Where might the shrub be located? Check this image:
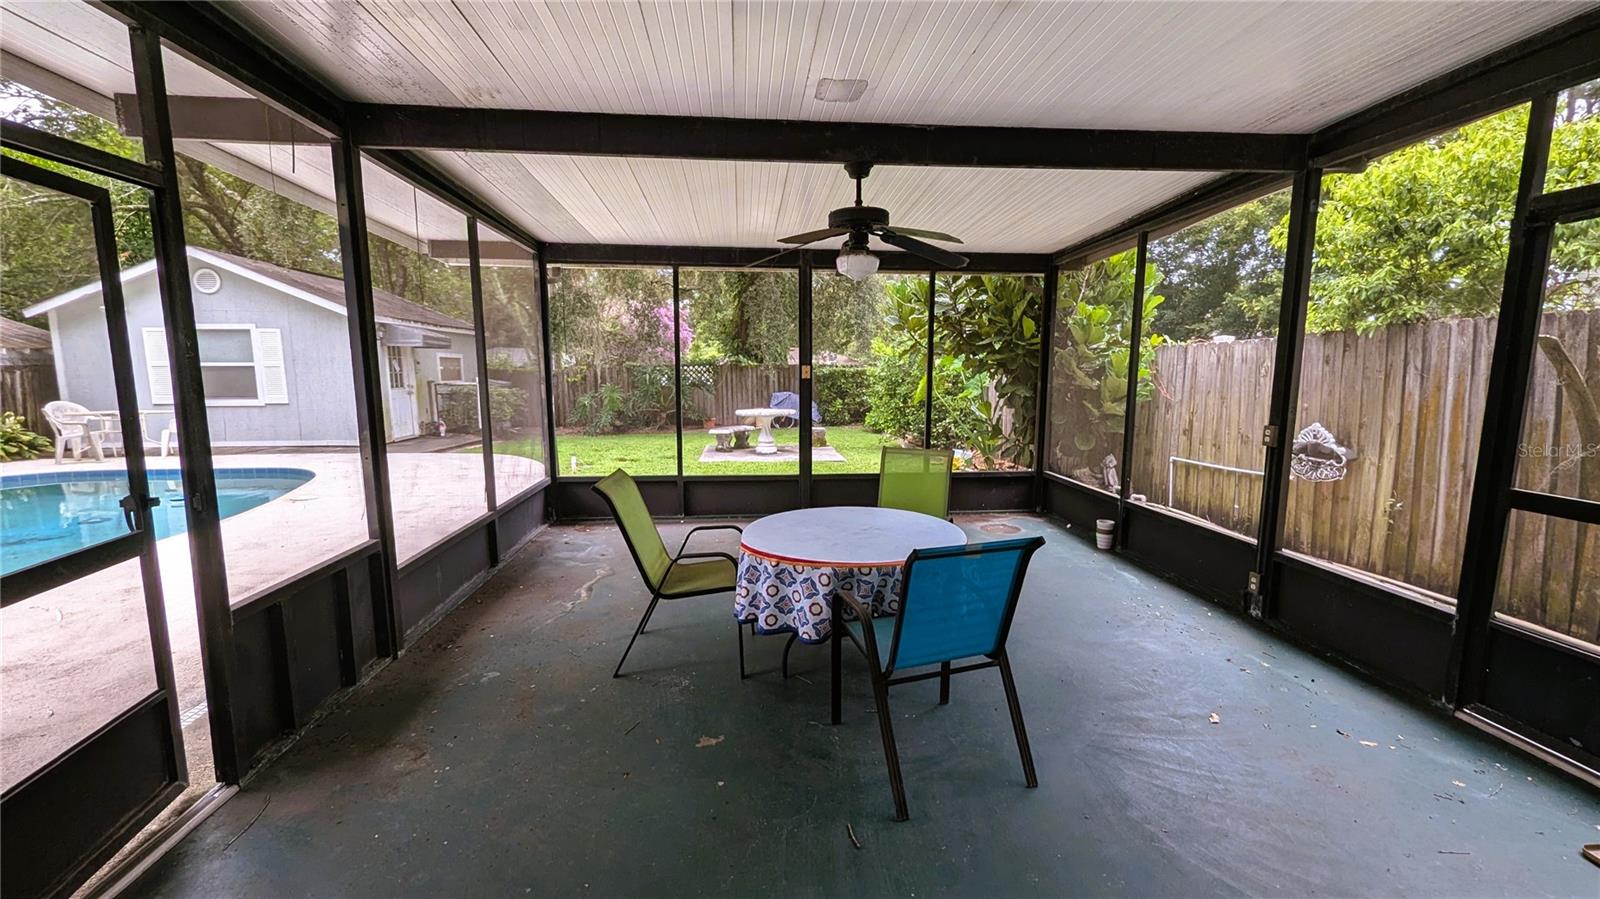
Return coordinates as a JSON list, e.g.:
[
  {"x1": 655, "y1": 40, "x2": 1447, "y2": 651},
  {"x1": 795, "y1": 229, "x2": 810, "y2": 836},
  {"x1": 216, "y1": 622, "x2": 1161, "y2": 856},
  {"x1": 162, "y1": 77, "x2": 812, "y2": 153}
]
[
  {"x1": 0, "y1": 411, "x2": 53, "y2": 461},
  {"x1": 569, "y1": 364, "x2": 679, "y2": 434},
  {"x1": 864, "y1": 343, "x2": 989, "y2": 450},
  {"x1": 571, "y1": 383, "x2": 626, "y2": 434},
  {"x1": 436, "y1": 385, "x2": 482, "y2": 433},
  {"x1": 864, "y1": 340, "x2": 923, "y2": 440},
  {"x1": 813, "y1": 365, "x2": 871, "y2": 425},
  {"x1": 489, "y1": 385, "x2": 528, "y2": 435}
]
